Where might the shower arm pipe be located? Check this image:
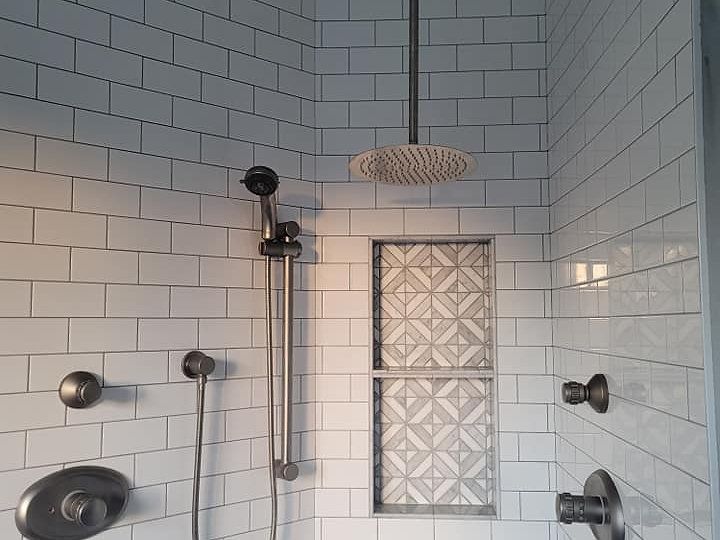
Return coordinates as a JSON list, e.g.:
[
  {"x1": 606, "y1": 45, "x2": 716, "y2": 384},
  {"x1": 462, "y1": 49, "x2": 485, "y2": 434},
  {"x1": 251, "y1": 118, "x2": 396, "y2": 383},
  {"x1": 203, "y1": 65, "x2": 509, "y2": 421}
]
[
  {"x1": 259, "y1": 193, "x2": 278, "y2": 241},
  {"x1": 409, "y1": 0, "x2": 419, "y2": 144}
]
